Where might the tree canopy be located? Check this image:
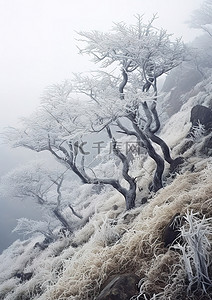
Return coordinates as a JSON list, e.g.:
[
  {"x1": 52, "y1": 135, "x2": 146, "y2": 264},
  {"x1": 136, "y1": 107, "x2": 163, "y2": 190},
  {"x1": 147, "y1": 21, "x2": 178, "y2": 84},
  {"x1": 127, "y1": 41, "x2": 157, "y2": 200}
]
[{"x1": 3, "y1": 15, "x2": 187, "y2": 211}]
